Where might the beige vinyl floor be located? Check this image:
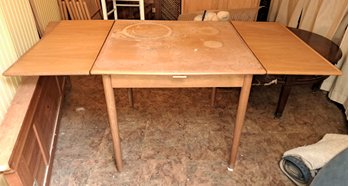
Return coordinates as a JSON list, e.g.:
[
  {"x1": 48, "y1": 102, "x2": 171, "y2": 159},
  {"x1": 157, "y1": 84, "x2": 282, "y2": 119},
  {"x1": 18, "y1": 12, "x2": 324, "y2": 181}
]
[{"x1": 50, "y1": 76, "x2": 347, "y2": 185}]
